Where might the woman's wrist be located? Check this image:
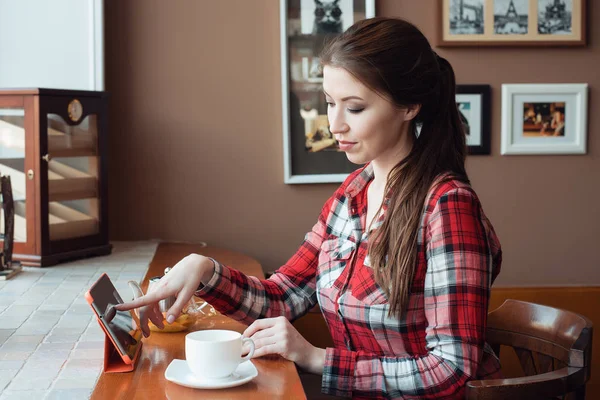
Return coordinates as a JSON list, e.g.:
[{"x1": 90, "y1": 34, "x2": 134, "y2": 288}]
[
  {"x1": 189, "y1": 254, "x2": 216, "y2": 287},
  {"x1": 301, "y1": 346, "x2": 326, "y2": 375}
]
